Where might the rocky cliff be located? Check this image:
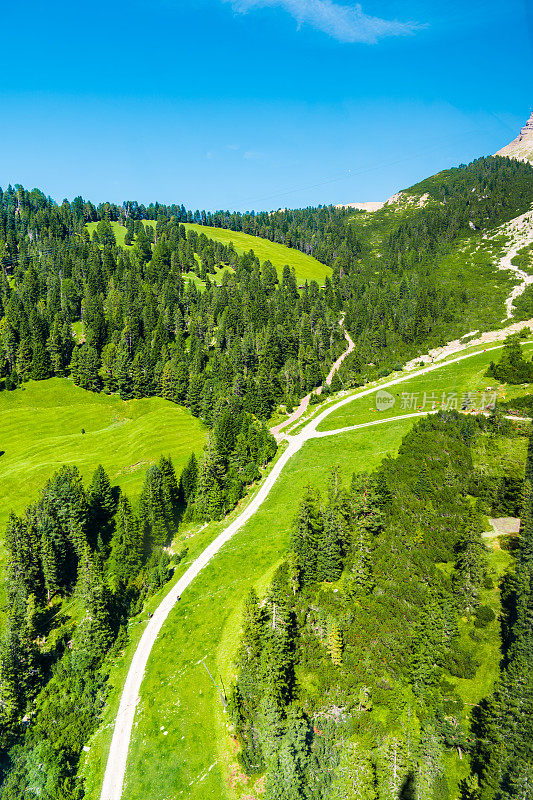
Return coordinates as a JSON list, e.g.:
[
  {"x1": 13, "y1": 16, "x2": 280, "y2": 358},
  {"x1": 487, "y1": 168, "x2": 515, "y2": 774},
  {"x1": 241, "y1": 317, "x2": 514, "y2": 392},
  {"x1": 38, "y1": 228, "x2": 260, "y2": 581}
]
[{"x1": 496, "y1": 110, "x2": 533, "y2": 163}]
